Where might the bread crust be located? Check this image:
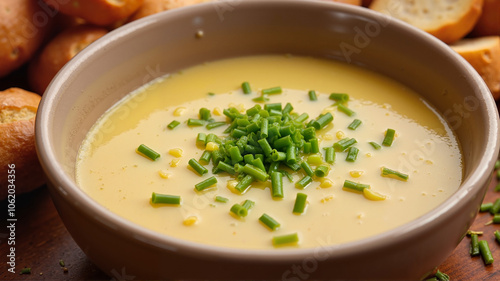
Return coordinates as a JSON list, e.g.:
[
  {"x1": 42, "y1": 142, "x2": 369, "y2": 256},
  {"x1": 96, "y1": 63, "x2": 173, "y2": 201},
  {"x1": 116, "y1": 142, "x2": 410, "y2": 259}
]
[
  {"x1": 0, "y1": 0, "x2": 53, "y2": 78},
  {"x1": 43, "y1": 0, "x2": 144, "y2": 26},
  {"x1": 0, "y1": 88, "x2": 44, "y2": 201},
  {"x1": 451, "y1": 36, "x2": 500, "y2": 99},
  {"x1": 471, "y1": 0, "x2": 500, "y2": 36},
  {"x1": 369, "y1": 0, "x2": 484, "y2": 43},
  {"x1": 28, "y1": 25, "x2": 108, "y2": 95},
  {"x1": 128, "y1": 0, "x2": 211, "y2": 21}
]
